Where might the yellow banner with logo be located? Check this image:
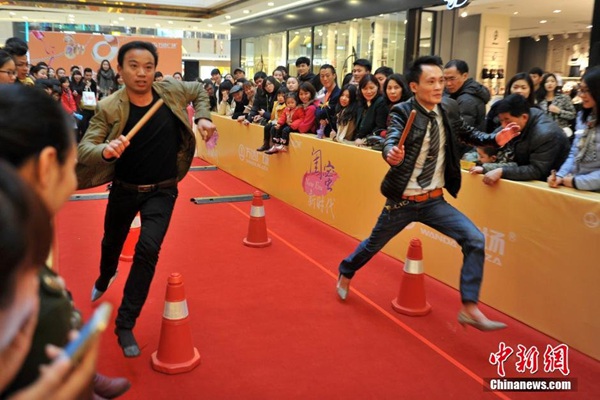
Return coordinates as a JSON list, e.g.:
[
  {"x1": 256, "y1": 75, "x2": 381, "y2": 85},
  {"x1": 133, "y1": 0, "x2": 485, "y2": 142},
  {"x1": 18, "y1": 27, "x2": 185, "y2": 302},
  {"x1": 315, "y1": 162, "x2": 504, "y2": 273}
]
[{"x1": 200, "y1": 115, "x2": 600, "y2": 360}]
